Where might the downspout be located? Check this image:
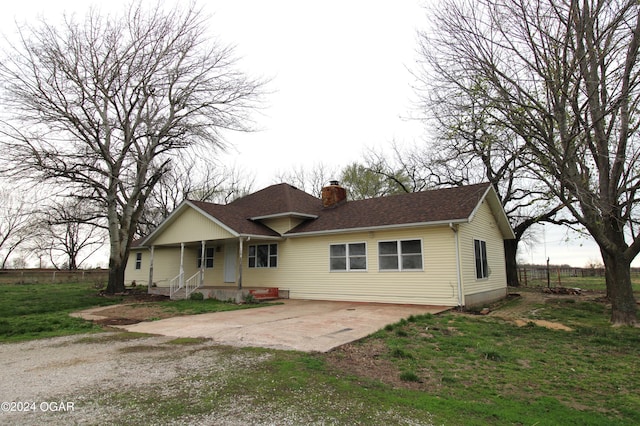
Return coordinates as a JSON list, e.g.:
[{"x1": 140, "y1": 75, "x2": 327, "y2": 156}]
[{"x1": 450, "y1": 223, "x2": 464, "y2": 308}]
